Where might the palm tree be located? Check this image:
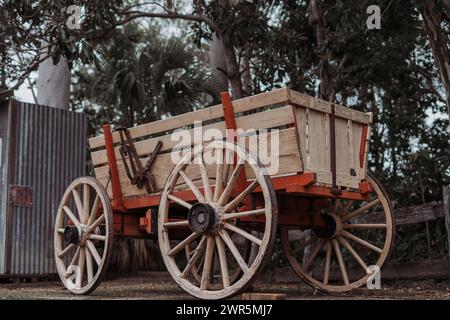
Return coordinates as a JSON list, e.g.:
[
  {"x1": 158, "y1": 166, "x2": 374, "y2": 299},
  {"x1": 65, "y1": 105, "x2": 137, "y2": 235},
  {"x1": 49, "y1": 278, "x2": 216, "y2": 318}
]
[{"x1": 75, "y1": 23, "x2": 218, "y2": 130}]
